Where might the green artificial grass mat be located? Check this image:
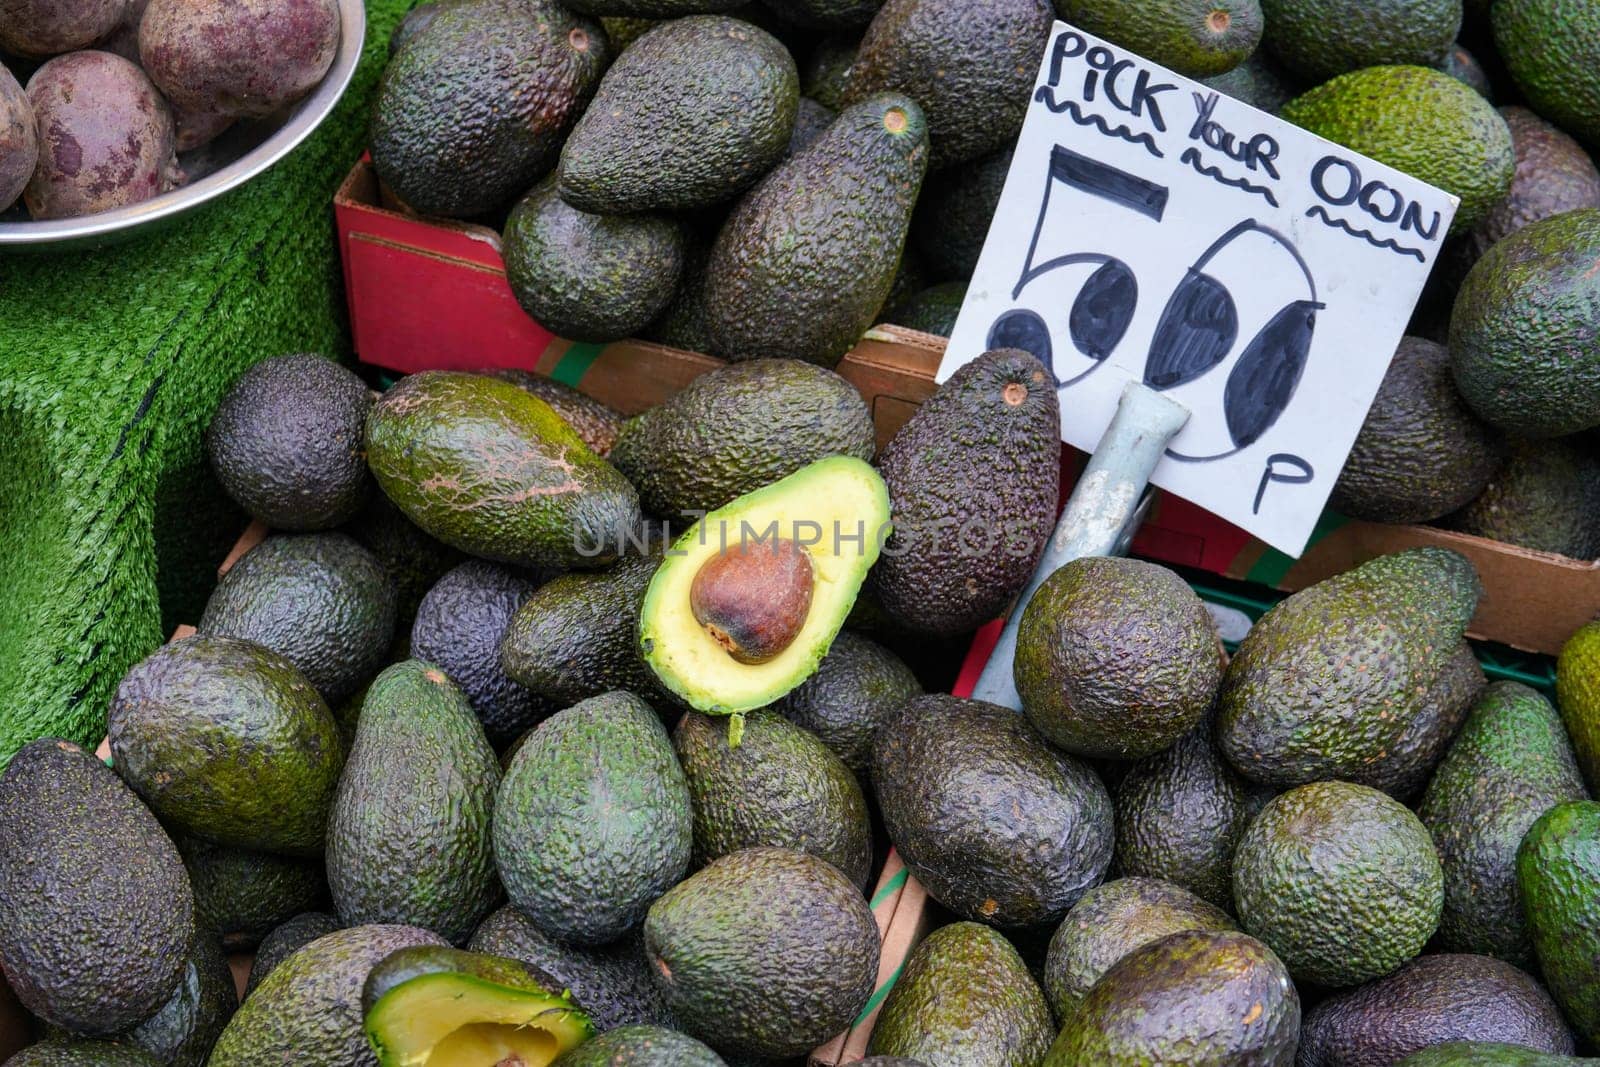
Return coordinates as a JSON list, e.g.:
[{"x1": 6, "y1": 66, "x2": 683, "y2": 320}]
[{"x1": 0, "y1": 0, "x2": 414, "y2": 768}]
